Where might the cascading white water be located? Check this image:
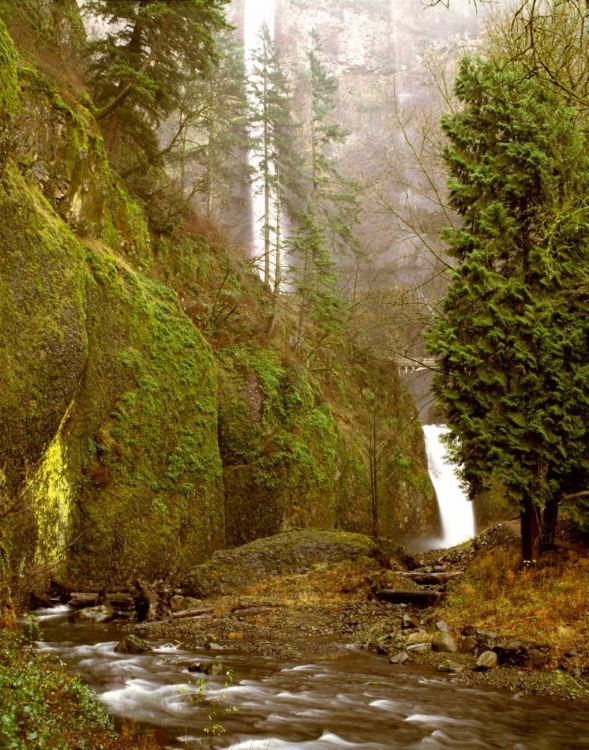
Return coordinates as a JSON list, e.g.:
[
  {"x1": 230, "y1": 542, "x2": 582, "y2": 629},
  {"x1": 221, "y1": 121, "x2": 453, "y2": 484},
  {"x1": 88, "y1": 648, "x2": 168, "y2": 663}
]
[
  {"x1": 243, "y1": 0, "x2": 277, "y2": 273},
  {"x1": 423, "y1": 424, "x2": 475, "y2": 548}
]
